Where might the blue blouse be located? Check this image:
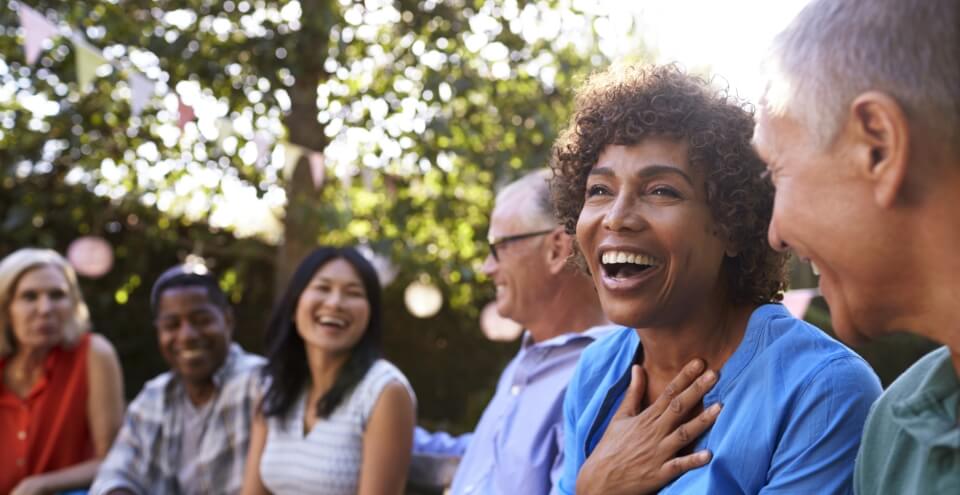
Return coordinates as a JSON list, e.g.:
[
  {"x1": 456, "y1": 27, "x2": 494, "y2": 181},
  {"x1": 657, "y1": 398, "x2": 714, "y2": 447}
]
[{"x1": 558, "y1": 304, "x2": 881, "y2": 495}]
